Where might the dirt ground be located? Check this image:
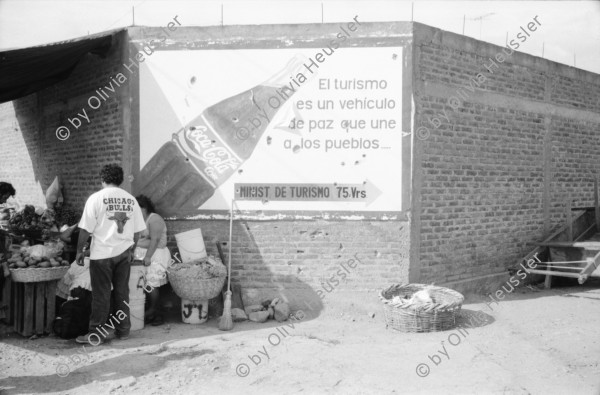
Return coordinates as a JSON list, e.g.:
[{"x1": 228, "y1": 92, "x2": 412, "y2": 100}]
[{"x1": 1, "y1": 279, "x2": 599, "y2": 395}]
